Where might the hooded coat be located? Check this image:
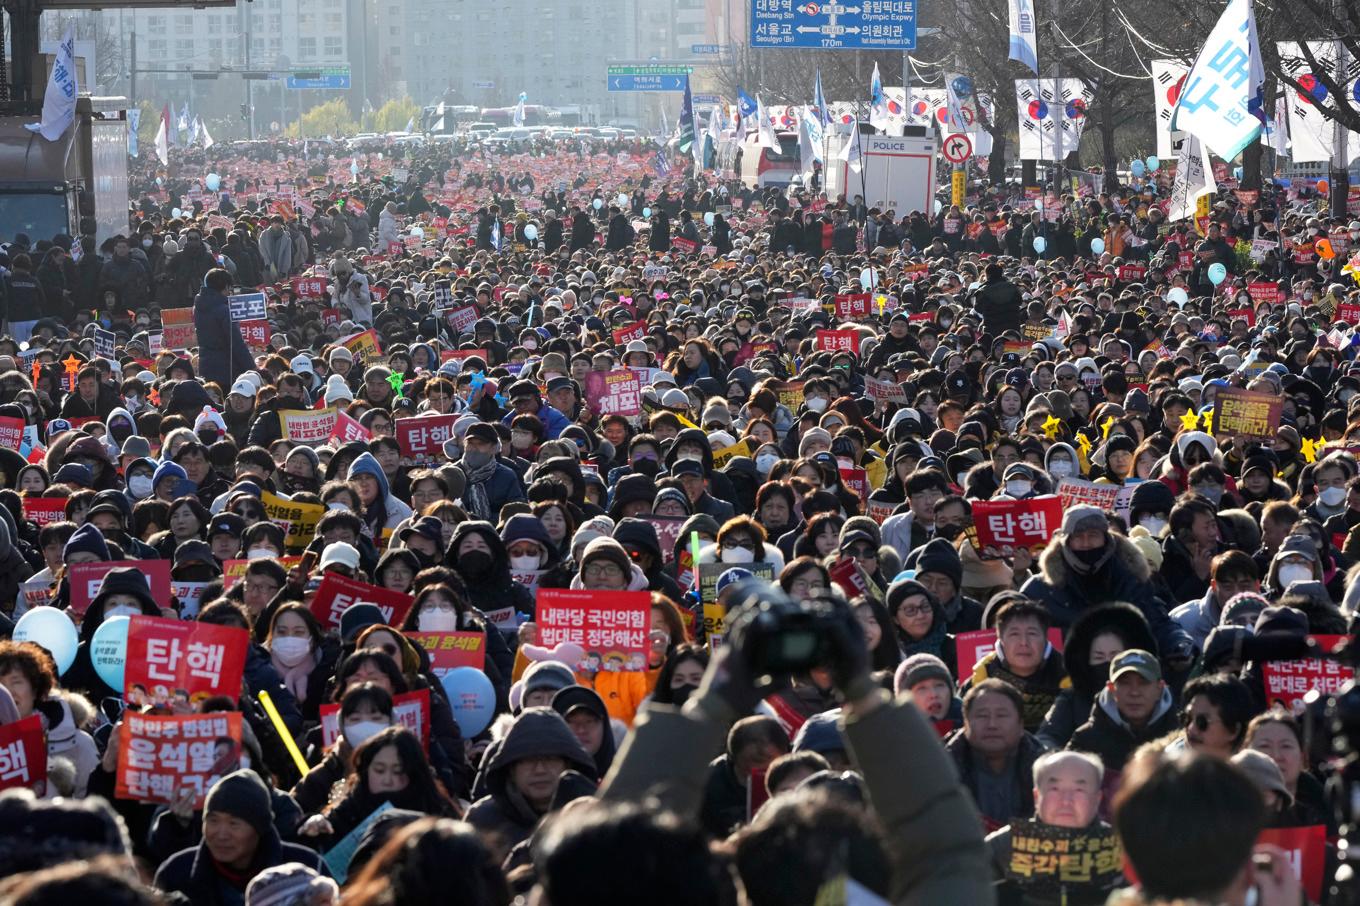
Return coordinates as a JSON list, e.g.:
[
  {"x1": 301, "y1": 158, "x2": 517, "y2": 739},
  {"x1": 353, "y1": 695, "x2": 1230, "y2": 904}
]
[
  {"x1": 1020, "y1": 533, "x2": 1192, "y2": 659},
  {"x1": 347, "y1": 451, "x2": 413, "y2": 535},
  {"x1": 1068, "y1": 684, "x2": 1178, "y2": 773},
  {"x1": 1037, "y1": 603, "x2": 1157, "y2": 750},
  {"x1": 0, "y1": 516, "x2": 34, "y2": 619},
  {"x1": 446, "y1": 520, "x2": 535, "y2": 621},
  {"x1": 193, "y1": 282, "x2": 254, "y2": 392},
  {"x1": 465, "y1": 708, "x2": 596, "y2": 856},
  {"x1": 611, "y1": 518, "x2": 685, "y2": 601},
  {"x1": 153, "y1": 809, "x2": 327, "y2": 906},
  {"x1": 661, "y1": 428, "x2": 737, "y2": 521}
]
